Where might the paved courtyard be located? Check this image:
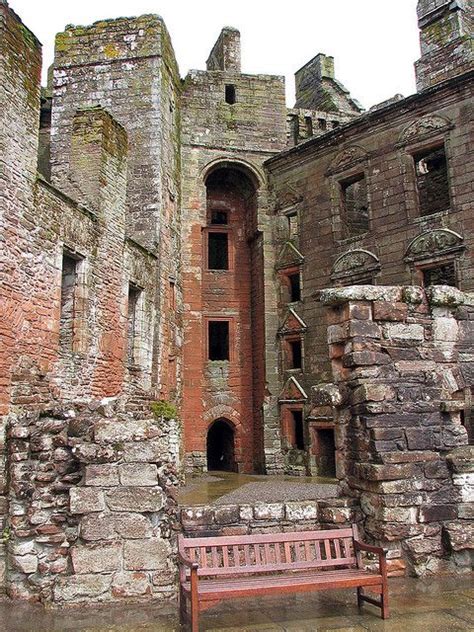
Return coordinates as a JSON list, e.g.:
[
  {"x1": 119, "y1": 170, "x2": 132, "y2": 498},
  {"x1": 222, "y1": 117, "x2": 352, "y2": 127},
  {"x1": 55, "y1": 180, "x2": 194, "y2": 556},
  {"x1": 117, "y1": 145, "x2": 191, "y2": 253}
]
[{"x1": 0, "y1": 575, "x2": 472, "y2": 631}]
